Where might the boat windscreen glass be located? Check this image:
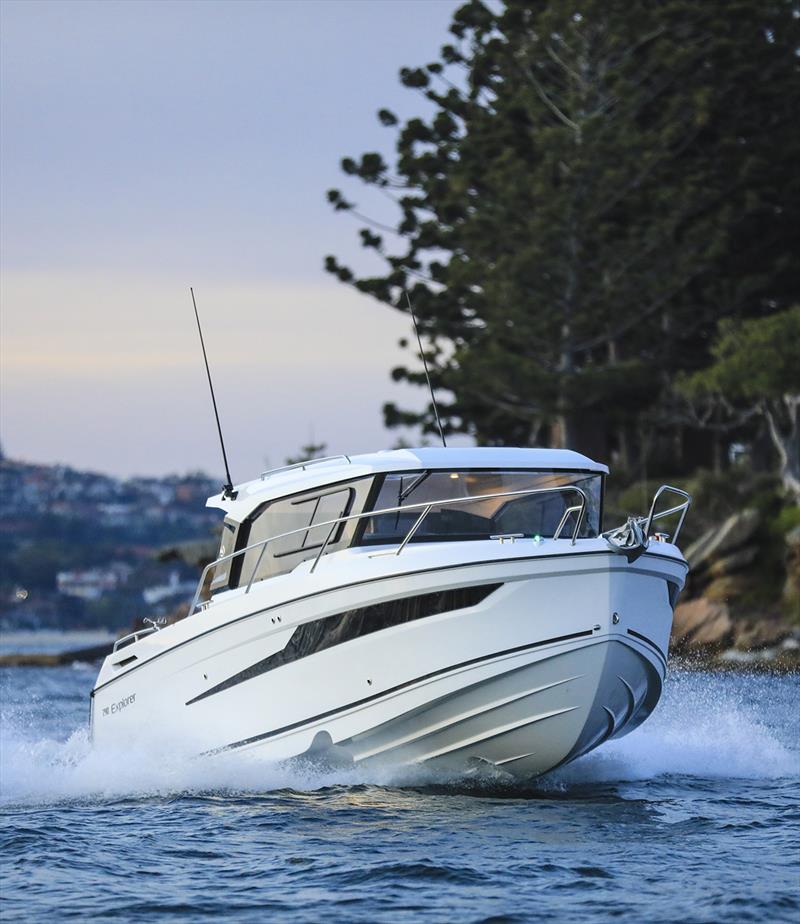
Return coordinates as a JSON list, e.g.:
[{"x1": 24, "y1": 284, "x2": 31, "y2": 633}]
[{"x1": 359, "y1": 470, "x2": 602, "y2": 545}]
